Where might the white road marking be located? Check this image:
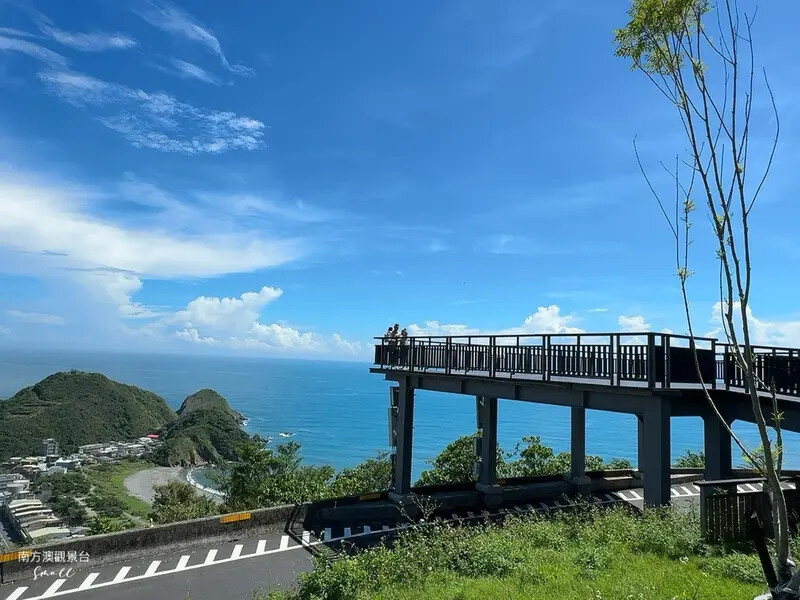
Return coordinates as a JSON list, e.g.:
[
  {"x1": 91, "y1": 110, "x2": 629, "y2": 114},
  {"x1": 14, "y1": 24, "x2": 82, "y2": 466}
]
[
  {"x1": 41, "y1": 580, "x2": 67, "y2": 598},
  {"x1": 343, "y1": 527, "x2": 352, "y2": 538},
  {"x1": 788, "y1": 482, "x2": 796, "y2": 490},
  {"x1": 745, "y1": 483, "x2": 760, "y2": 493},
  {"x1": 112, "y1": 567, "x2": 131, "y2": 583},
  {"x1": 203, "y1": 550, "x2": 217, "y2": 565},
  {"x1": 302, "y1": 531, "x2": 311, "y2": 545},
  {"x1": 629, "y1": 490, "x2": 643, "y2": 500},
  {"x1": 324, "y1": 527, "x2": 332, "y2": 541},
  {"x1": 614, "y1": 491, "x2": 629, "y2": 501},
  {"x1": 257, "y1": 540, "x2": 268, "y2": 554},
  {"x1": 145, "y1": 561, "x2": 161, "y2": 576},
  {"x1": 737, "y1": 485, "x2": 748, "y2": 493},
  {"x1": 382, "y1": 524, "x2": 390, "y2": 531},
  {"x1": 176, "y1": 555, "x2": 191, "y2": 570},
  {"x1": 4, "y1": 587, "x2": 28, "y2": 600},
  {"x1": 363, "y1": 525, "x2": 371, "y2": 534},
  {"x1": 671, "y1": 488, "x2": 680, "y2": 497},
  {"x1": 77, "y1": 574, "x2": 99, "y2": 590},
  {"x1": 689, "y1": 483, "x2": 701, "y2": 493},
  {"x1": 680, "y1": 486, "x2": 696, "y2": 496},
  {"x1": 231, "y1": 545, "x2": 243, "y2": 559}
]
